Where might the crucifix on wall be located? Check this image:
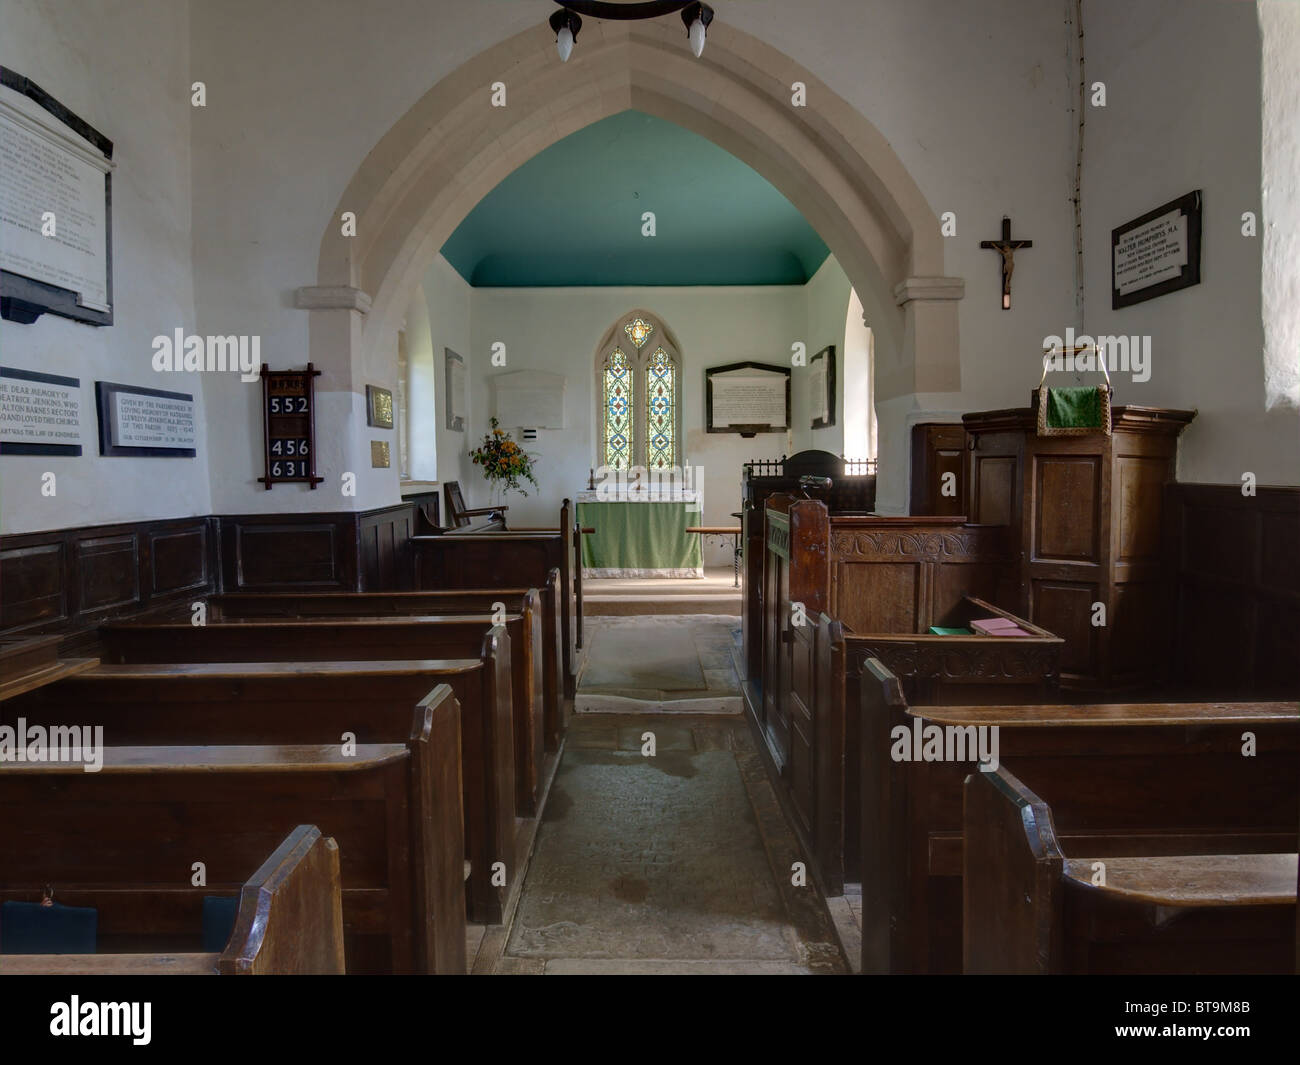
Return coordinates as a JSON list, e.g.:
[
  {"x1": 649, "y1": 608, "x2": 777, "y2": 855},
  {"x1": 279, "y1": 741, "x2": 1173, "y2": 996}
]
[{"x1": 980, "y1": 216, "x2": 1033, "y2": 310}]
